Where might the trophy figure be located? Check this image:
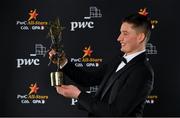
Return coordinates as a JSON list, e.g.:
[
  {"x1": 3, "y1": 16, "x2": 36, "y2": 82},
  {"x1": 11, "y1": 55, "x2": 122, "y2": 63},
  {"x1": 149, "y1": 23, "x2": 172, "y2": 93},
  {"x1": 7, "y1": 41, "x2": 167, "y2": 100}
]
[{"x1": 47, "y1": 17, "x2": 65, "y2": 86}]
